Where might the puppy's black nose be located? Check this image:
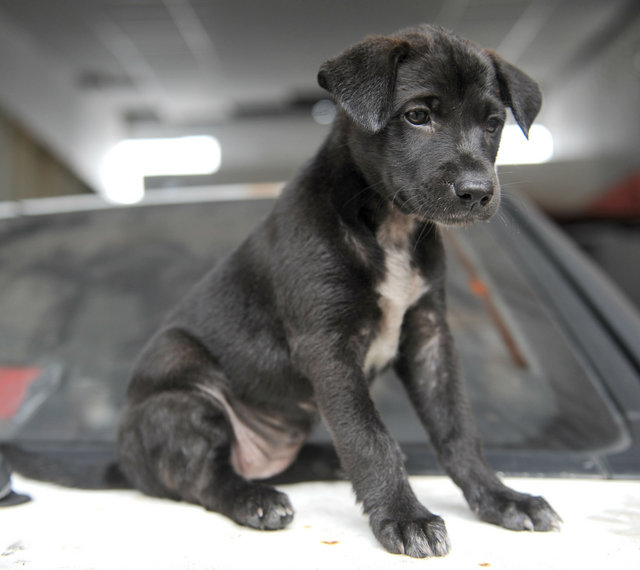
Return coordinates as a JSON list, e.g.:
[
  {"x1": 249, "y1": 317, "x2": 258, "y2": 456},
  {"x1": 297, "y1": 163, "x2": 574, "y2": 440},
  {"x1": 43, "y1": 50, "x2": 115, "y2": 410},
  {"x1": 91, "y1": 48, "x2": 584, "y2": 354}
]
[{"x1": 454, "y1": 180, "x2": 493, "y2": 207}]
